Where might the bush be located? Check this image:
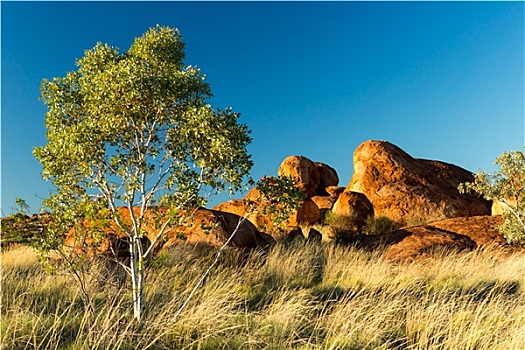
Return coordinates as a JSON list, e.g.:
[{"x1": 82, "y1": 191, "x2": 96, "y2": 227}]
[
  {"x1": 323, "y1": 211, "x2": 356, "y2": 232},
  {"x1": 363, "y1": 216, "x2": 402, "y2": 235},
  {"x1": 459, "y1": 148, "x2": 525, "y2": 245},
  {"x1": 322, "y1": 211, "x2": 361, "y2": 244}
]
